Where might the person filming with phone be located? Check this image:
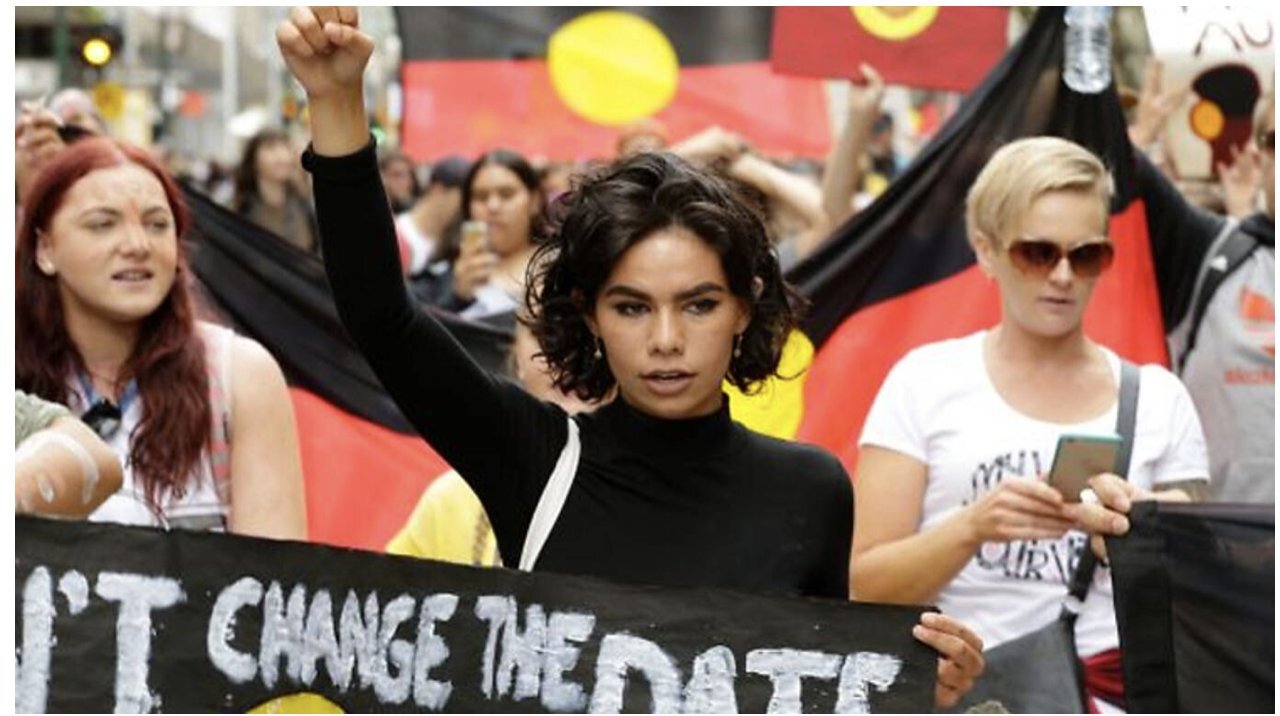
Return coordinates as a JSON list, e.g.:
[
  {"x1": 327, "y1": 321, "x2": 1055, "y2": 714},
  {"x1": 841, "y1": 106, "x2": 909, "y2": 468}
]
[
  {"x1": 851, "y1": 137, "x2": 1209, "y2": 712},
  {"x1": 443, "y1": 150, "x2": 545, "y2": 320}
]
